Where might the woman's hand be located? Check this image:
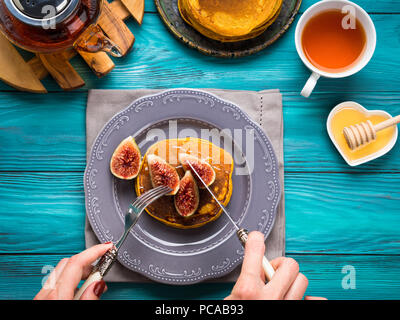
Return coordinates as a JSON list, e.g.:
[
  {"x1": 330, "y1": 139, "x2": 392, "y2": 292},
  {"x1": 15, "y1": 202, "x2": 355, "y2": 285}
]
[
  {"x1": 34, "y1": 242, "x2": 114, "y2": 300},
  {"x1": 226, "y1": 232, "x2": 326, "y2": 300}
]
